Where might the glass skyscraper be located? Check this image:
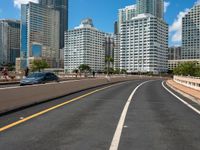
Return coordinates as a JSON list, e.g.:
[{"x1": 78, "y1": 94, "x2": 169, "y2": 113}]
[
  {"x1": 39, "y1": 0, "x2": 68, "y2": 49},
  {"x1": 20, "y1": 2, "x2": 60, "y2": 69},
  {"x1": 137, "y1": 0, "x2": 164, "y2": 19}
]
